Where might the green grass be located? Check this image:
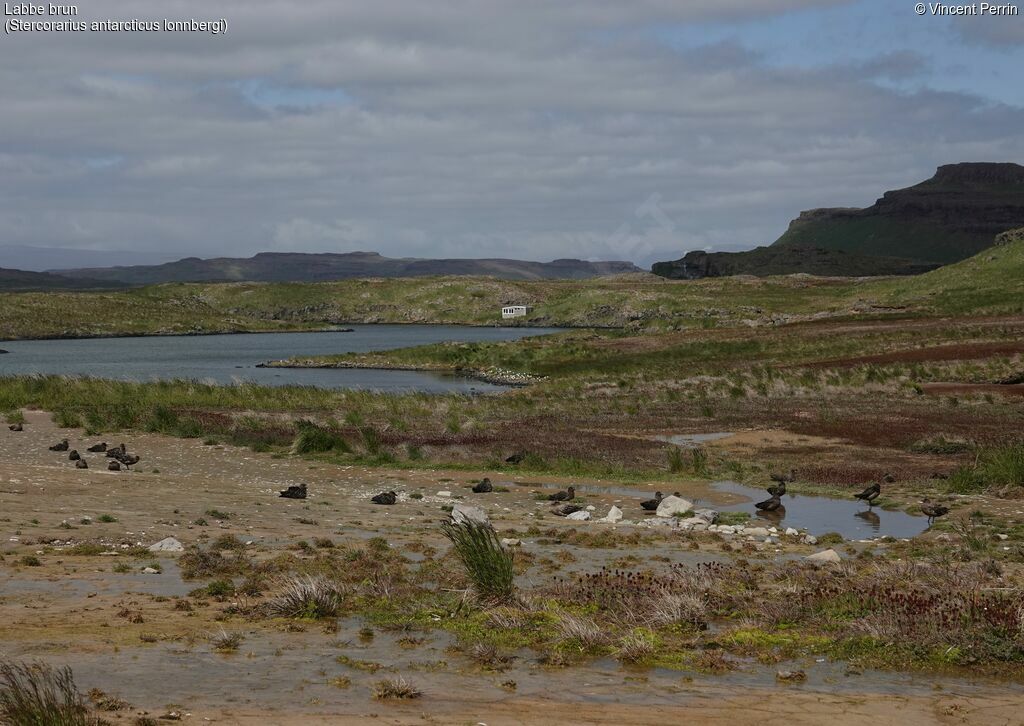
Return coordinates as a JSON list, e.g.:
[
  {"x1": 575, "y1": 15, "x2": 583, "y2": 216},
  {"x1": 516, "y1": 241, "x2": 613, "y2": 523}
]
[
  {"x1": 441, "y1": 519, "x2": 515, "y2": 603},
  {"x1": 947, "y1": 442, "x2": 1024, "y2": 494},
  {"x1": 0, "y1": 661, "x2": 98, "y2": 726}
]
